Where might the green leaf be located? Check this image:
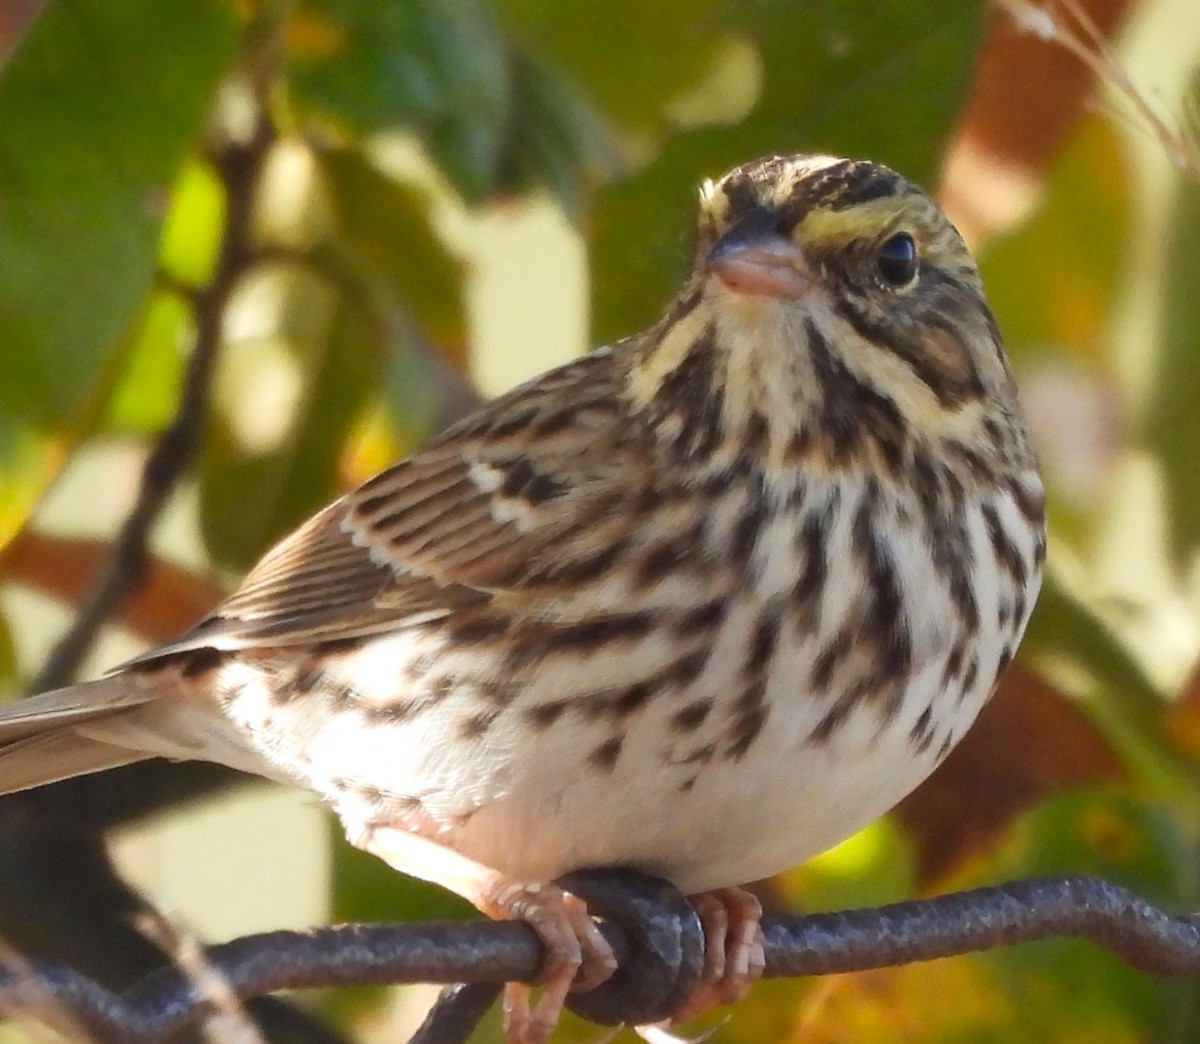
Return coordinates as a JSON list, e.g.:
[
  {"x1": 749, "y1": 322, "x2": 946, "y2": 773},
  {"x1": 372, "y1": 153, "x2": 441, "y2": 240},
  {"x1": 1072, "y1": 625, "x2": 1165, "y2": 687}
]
[
  {"x1": 198, "y1": 277, "x2": 378, "y2": 569},
  {"x1": 492, "y1": 47, "x2": 620, "y2": 215},
  {"x1": 290, "y1": 0, "x2": 510, "y2": 201},
  {"x1": 0, "y1": 0, "x2": 239, "y2": 427},
  {"x1": 977, "y1": 117, "x2": 1130, "y2": 369},
  {"x1": 734, "y1": 0, "x2": 985, "y2": 184},
  {"x1": 0, "y1": 609, "x2": 18, "y2": 702},
  {"x1": 1143, "y1": 98, "x2": 1200, "y2": 563},
  {"x1": 102, "y1": 292, "x2": 191, "y2": 435},
  {"x1": 588, "y1": 0, "x2": 986, "y2": 342},
  {"x1": 1021, "y1": 576, "x2": 1192, "y2": 795},
  {"x1": 159, "y1": 159, "x2": 227, "y2": 289},
  {"x1": 977, "y1": 789, "x2": 1197, "y2": 1044},
  {"x1": 0, "y1": 0, "x2": 236, "y2": 547},
  {"x1": 320, "y1": 147, "x2": 466, "y2": 349},
  {"x1": 500, "y1": 0, "x2": 727, "y2": 133},
  {"x1": 0, "y1": 418, "x2": 62, "y2": 548}
]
